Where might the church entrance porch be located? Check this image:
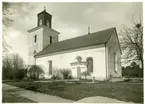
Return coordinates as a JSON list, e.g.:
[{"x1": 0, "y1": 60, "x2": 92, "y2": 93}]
[
  {"x1": 70, "y1": 61, "x2": 87, "y2": 79},
  {"x1": 70, "y1": 56, "x2": 94, "y2": 79}
]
